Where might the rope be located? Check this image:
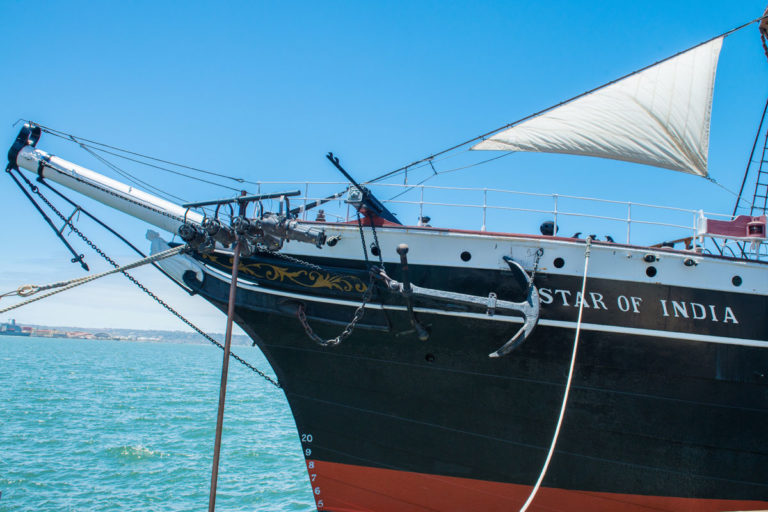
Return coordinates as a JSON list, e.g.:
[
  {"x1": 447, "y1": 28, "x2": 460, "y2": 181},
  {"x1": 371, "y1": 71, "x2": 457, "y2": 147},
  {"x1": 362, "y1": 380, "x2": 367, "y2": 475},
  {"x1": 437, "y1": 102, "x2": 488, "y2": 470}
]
[
  {"x1": 7, "y1": 173, "x2": 280, "y2": 388},
  {"x1": 0, "y1": 246, "x2": 184, "y2": 314},
  {"x1": 518, "y1": 237, "x2": 591, "y2": 512},
  {"x1": 36, "y1": 123, "x2": 247, "y2": 184},
  {"x1": 384, "y1": 152, "x2": 514, "y2": 201},
  {"x1": 73, "y1": 136, "x2": 191, "y2": 205}
]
